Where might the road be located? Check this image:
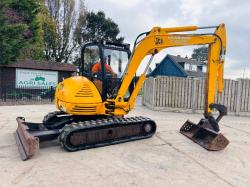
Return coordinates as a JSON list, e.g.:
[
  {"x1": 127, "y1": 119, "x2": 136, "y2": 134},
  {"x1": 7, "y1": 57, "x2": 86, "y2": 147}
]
[{"x1": 0, "y1": 99, "x2": 249, "y2": 187}]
